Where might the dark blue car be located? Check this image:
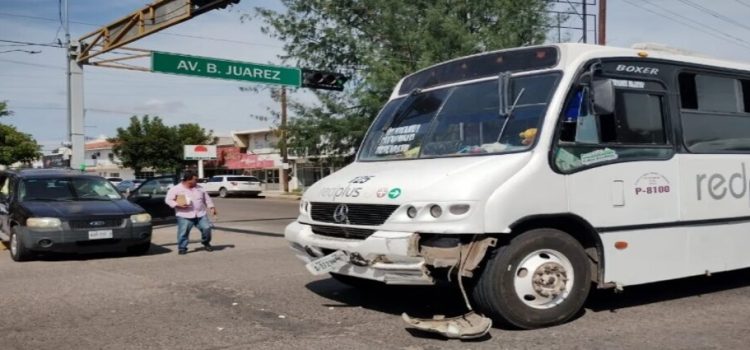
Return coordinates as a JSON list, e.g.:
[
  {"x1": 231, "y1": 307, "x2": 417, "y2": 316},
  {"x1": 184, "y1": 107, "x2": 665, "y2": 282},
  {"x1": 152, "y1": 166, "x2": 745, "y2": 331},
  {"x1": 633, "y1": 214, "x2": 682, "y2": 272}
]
[{"x1": 0, "y1": 169, "x2": 153, "y2": 261}]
